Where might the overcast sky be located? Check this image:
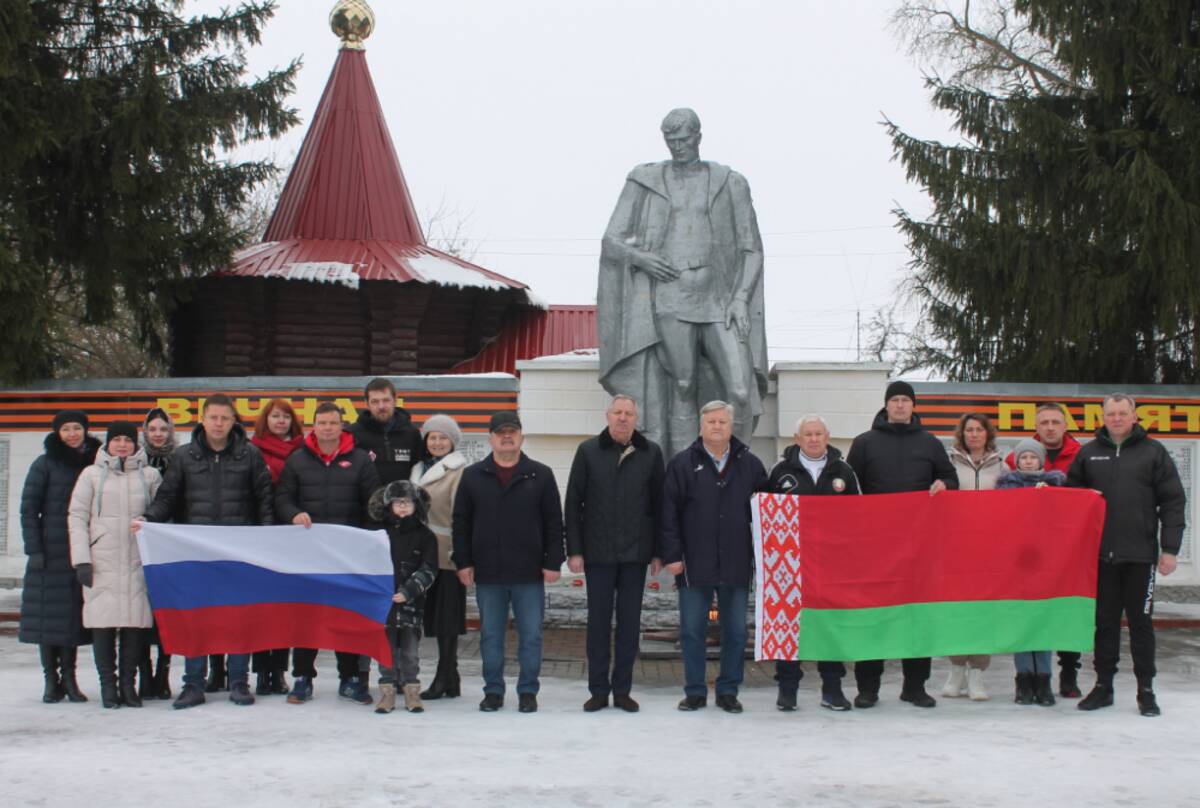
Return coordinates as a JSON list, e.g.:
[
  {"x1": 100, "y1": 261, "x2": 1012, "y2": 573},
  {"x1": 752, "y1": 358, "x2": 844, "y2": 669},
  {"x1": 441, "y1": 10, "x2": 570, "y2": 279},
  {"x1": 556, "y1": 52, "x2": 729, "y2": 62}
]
[{"x1": 193, "y1": 0, "x2": 959, "y2": 366}]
